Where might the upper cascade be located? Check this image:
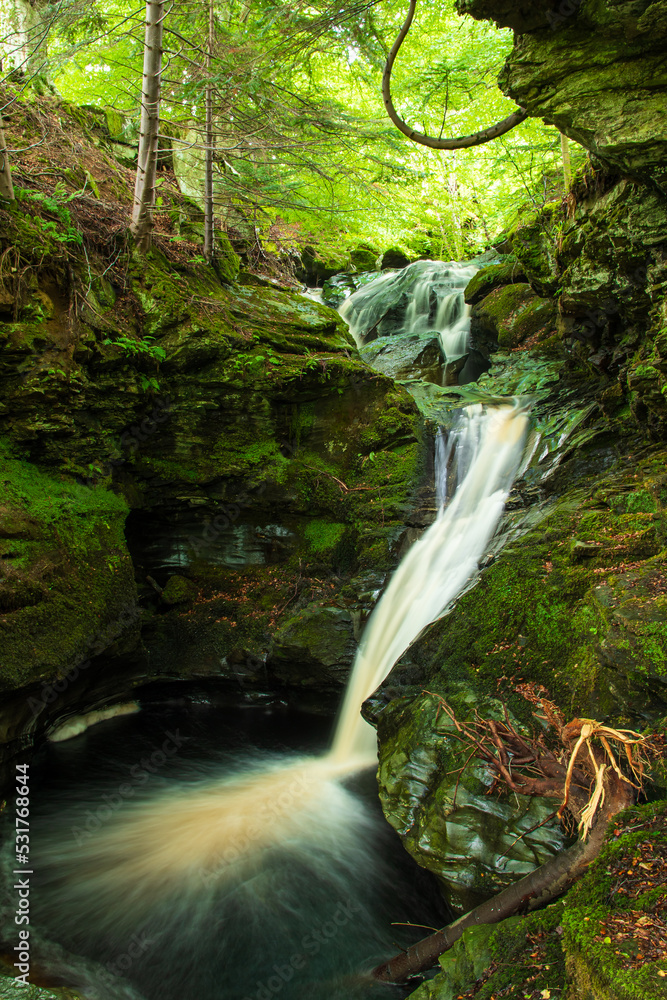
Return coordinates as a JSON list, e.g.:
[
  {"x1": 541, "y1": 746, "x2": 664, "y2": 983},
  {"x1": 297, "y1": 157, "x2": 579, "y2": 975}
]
[{"x1": 339, "y1": 260, "x2": 479, "y2": 361}]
